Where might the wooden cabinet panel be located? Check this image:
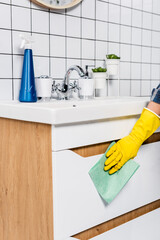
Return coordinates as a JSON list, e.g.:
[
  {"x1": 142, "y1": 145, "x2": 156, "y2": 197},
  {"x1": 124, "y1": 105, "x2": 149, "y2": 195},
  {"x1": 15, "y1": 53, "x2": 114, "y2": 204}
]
[
  {"x1": 72, "y1": 132, "x2": 160, "y2": 157},
  {"x1": 0, "y1": 118, "x2": 53, "y2": 240}
]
